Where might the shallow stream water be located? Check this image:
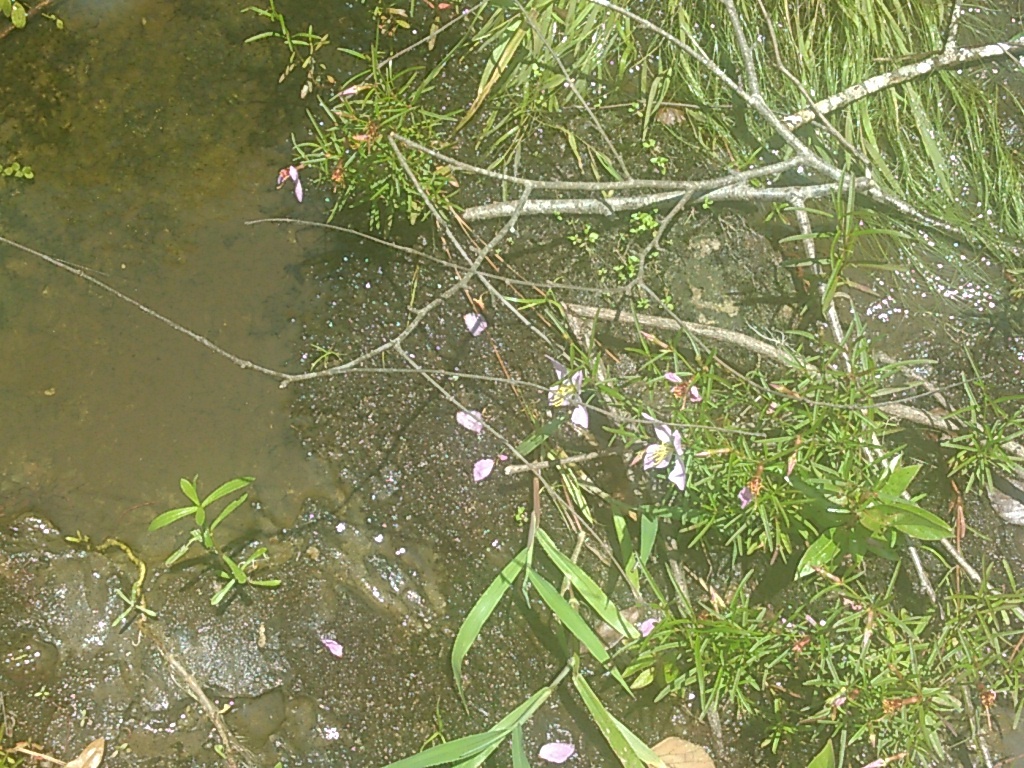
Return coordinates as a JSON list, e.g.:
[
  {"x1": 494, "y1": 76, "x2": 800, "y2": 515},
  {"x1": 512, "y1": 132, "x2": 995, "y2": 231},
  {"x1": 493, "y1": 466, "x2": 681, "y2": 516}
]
[{"x1": 0, "y1": 0, "x2": 338, "y2": 548}]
